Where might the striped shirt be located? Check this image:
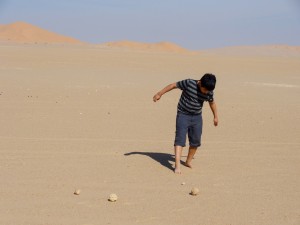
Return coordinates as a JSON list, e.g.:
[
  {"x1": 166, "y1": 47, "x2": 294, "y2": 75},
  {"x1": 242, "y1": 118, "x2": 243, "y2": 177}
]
[{"x1": 176, "y1": 79, "x2": 214, "y2": 115}]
